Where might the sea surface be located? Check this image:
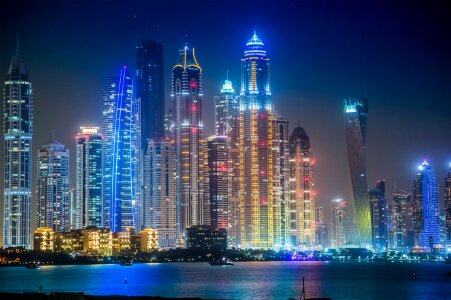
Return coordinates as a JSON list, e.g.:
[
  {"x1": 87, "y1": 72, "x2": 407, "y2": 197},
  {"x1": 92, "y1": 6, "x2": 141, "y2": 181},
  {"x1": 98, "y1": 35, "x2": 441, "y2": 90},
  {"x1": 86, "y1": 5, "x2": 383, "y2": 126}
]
[{"x1": 0, "y1": 261, "x2": 449, "y2": 299}]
